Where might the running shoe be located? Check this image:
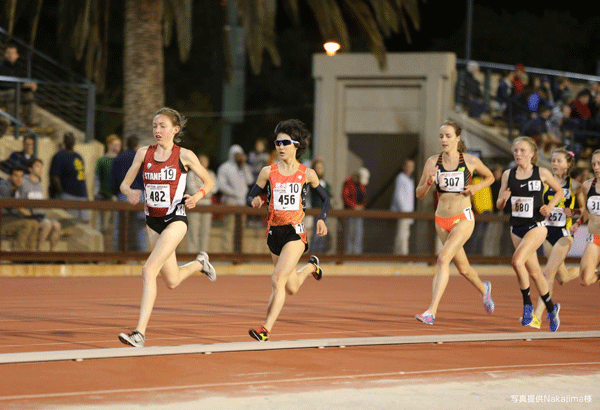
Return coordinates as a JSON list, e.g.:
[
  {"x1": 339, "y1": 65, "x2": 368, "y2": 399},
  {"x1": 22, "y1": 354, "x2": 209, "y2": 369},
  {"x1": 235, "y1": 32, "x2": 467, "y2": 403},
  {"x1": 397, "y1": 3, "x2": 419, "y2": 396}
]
[
  {"x1": 118, "y1": 330, "x2": 145, "y2": 347},
  {"x1": 196, "y1": 251, "x2": 216, "y2": 282},
  {"x1": 249, "y1": 326, "x2": 270, "y2": 342},
  {"x1": 482, "y1": 281, "x2": 495, "y2": 314},
  {"x1": 521, "y1": 304, "x2": 534, "y2": 326},
  {"x1": 547, "y1": 303, "x2": 560, "y2": 332},
  {"x1": 309, "y1": 255, "x2": 323, "y2": 280},
  {"x1": 519, "y1": 315, "x2": 541, "y2": 329},
  {"x1": 415, "y1": 311, "x2": 435, "y2": 325}
]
